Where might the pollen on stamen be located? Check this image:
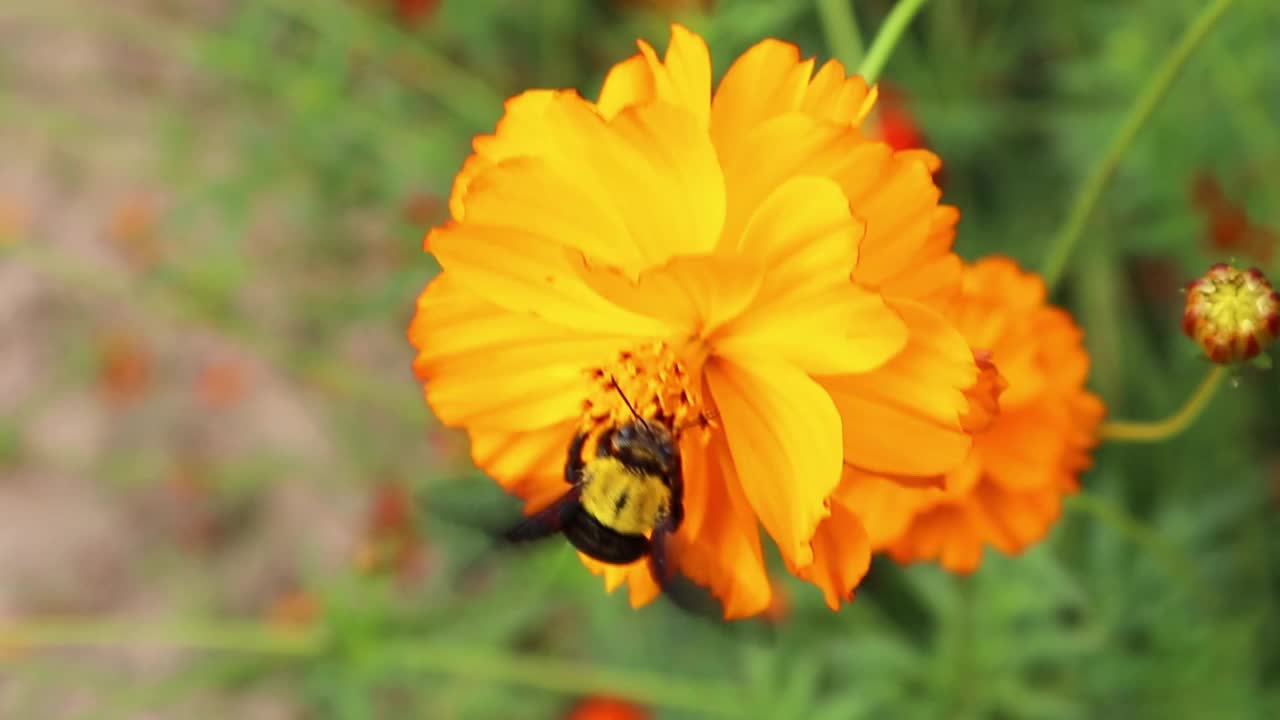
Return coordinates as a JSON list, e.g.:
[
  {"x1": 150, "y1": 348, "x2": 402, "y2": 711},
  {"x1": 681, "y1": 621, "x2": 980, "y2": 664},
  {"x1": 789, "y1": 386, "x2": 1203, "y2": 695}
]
[{"x1": 581, "y1": 341, "x2": 709, "y2": 435}]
